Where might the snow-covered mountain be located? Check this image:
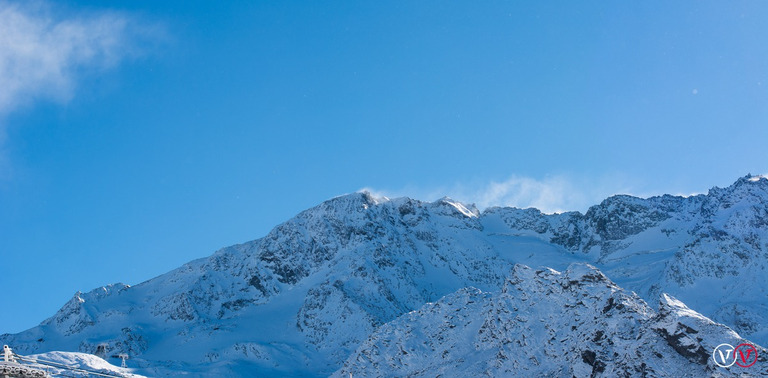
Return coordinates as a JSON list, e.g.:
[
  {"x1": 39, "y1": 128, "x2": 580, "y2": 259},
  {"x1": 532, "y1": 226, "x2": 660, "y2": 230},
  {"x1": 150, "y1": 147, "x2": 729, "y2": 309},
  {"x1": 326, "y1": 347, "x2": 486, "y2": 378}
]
[
  {"x1": 335, "y1": 263, "x2": 767, "y2": 377},
  {"x1": 7, "y1": 350, "x2": 145, "y2": 378},
  {"x1": 2, "y1": 175, "x2": 766, "y2": 376}
]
